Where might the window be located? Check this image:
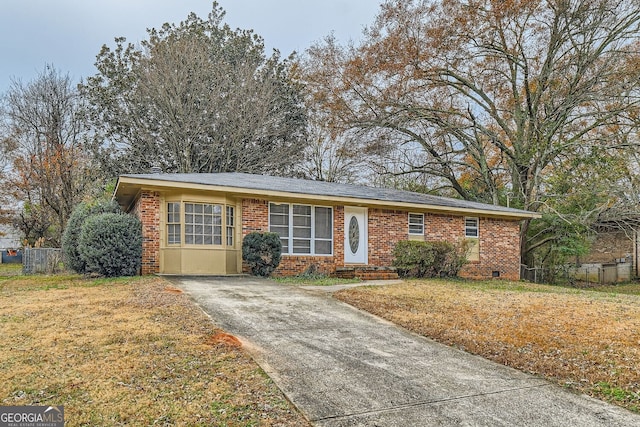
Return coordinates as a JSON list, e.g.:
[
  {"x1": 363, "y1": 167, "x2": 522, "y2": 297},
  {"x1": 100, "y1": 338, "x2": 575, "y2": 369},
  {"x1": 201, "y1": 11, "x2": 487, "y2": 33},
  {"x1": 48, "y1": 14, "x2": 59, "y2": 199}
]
[
  {"x1": 167, "y1": 202, "x2": 181, "y2": 244},
  {"x1": 408, "y1": 213, "x2": 424, "y2": 235},
  {"x1": 269, "y1": 203, "x2": 333, "y2": 255},
  {"x1": 293, "y1": 205, "x2": 312, "y2": 254},
  {"x1": 314, "y1": 207, "x2": 332, "y2": 255},
  {"x1": 269, "y1": 203, "x2": 289, "y2": 253},
  {"x1": 184, "y1": 203, "x2": 222, "y2": 245},
  {"x1": 226, "y1": 206, "x2": 235, "y2": 246},
  {"x1": 465, "y1": 217, "x2": 479, "y2": 238}
]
